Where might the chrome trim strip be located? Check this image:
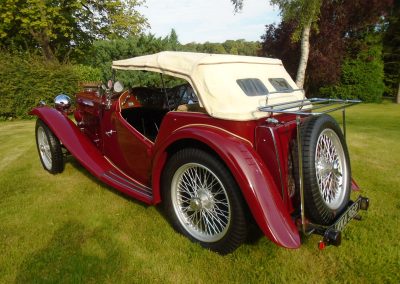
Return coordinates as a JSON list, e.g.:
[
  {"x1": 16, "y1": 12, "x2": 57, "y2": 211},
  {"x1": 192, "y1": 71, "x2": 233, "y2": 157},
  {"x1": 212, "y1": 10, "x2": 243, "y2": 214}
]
[
  {"x1": 103, "y1": 171, "x2": 153, "y2": 198},
  {"x1": 107, "y1": 170, "x2": 153, "y2": 194},
  {"x1": 103, "y1": 156, "x2": 152, "y2": 190},
  {"x1": 296, "y1": 115, "x2": 307, "y2": 234},
  {"x1": 268, "y1": 127, "x2": 285, "y2": 201}
]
